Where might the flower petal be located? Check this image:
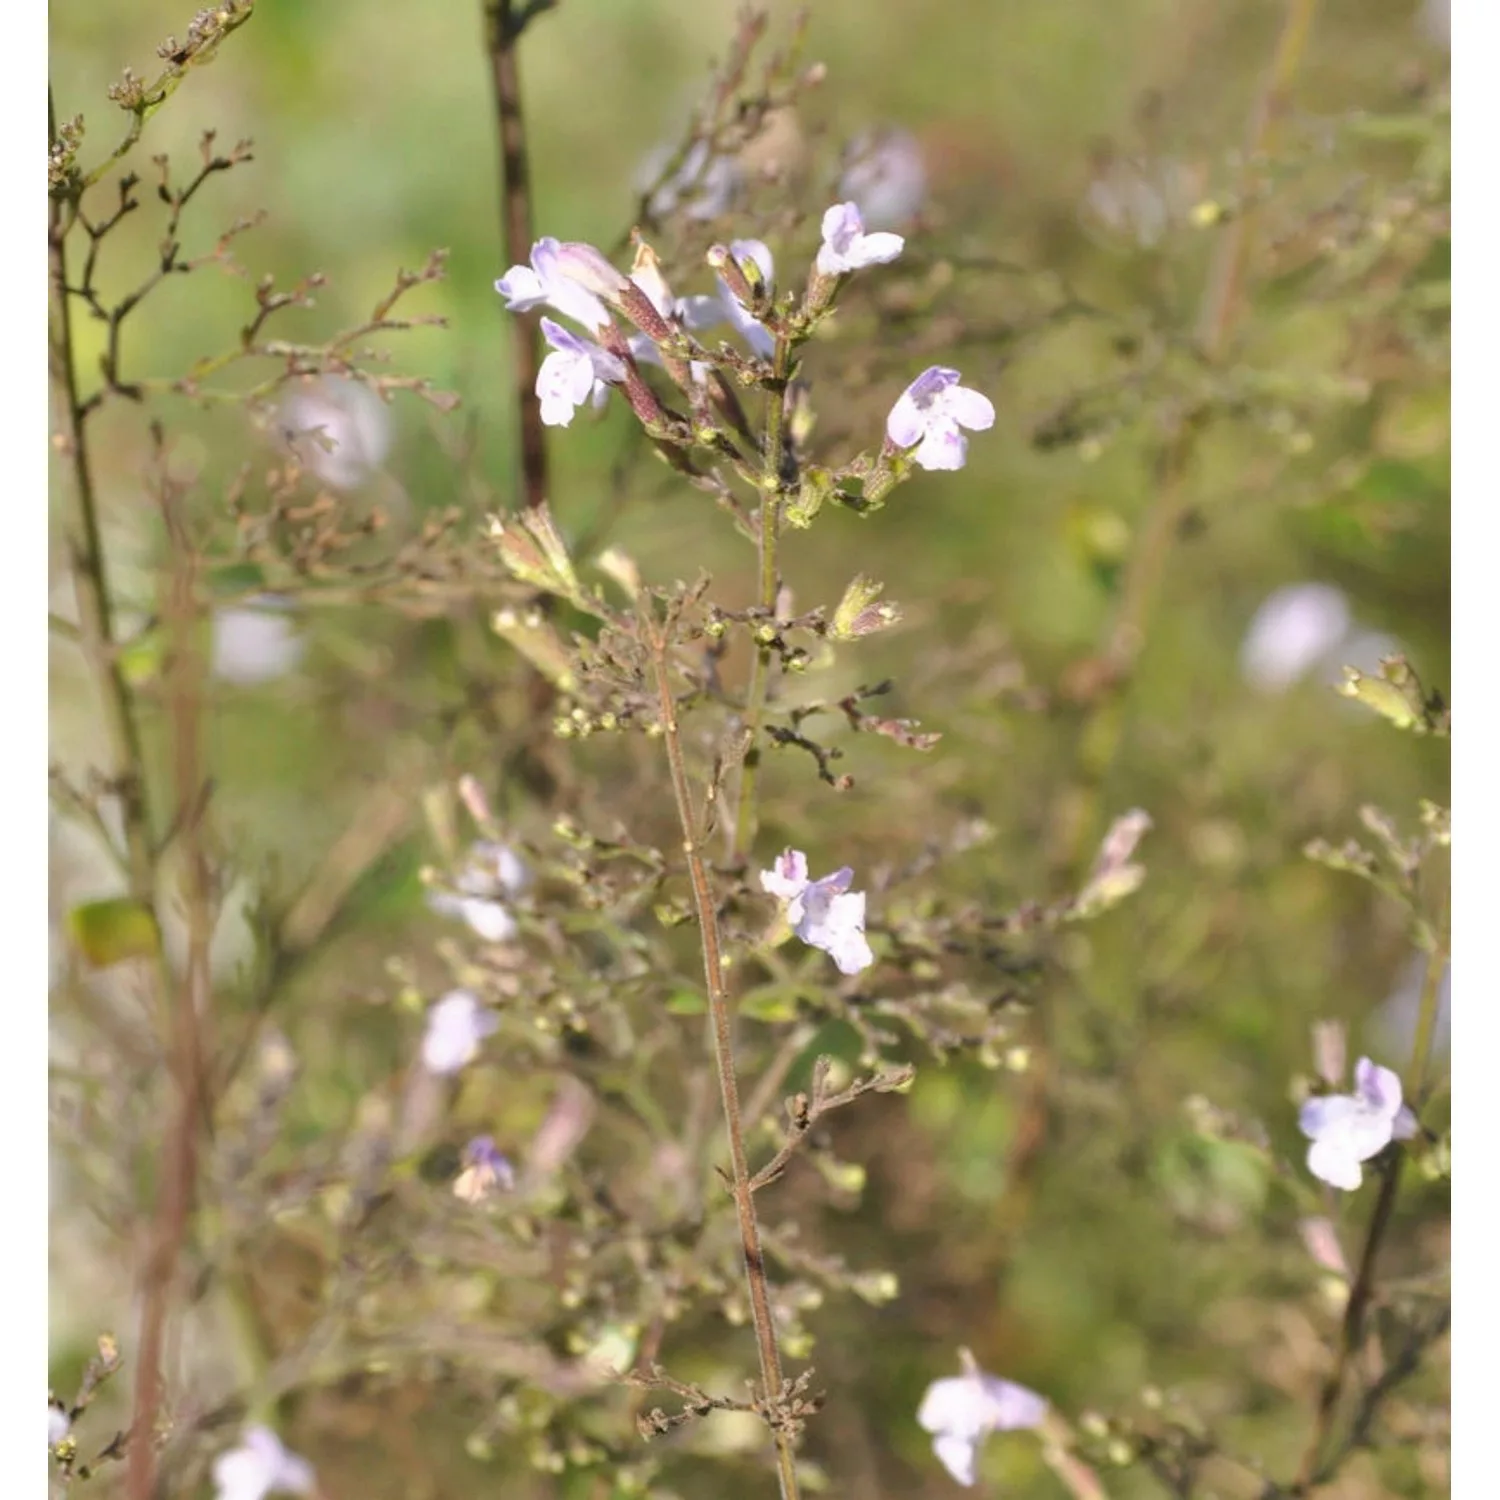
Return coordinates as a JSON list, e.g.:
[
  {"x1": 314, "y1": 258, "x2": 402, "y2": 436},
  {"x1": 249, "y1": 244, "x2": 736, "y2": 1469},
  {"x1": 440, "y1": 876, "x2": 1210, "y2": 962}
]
[
  {"x1": 886, "y1": 391, "x2": 926, "y2": 449},
  {"x1": 977, "y1": 1376, "x2": 1048, "y2": 1431},
  {"x1": 1307, "y1": 1136, "x2": 1364, "y2": 1191},
  {"x1": 847, "y1": 229, "x2": 905, "y2": 267},
  {"x1": 932, "y1": 1431, "x2": 981, "y2": 1487},
  {"x1": 943, "y1": 385, "x2": 996, "y2": 431},
  {"x1": 914, "y1": 423, "x2": 968, "y2": 471},
  {"x1": 495, "y1": 263, "x2": 546, "y2": 310}
]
